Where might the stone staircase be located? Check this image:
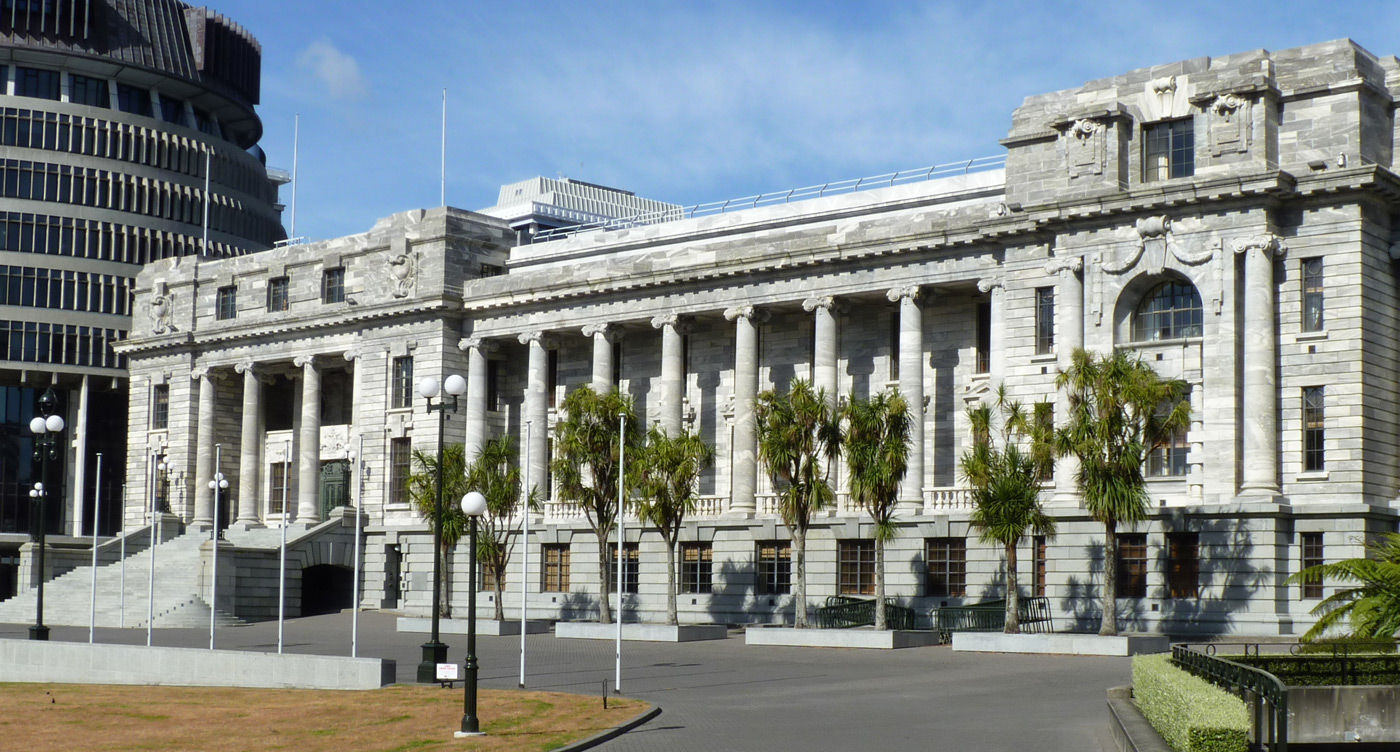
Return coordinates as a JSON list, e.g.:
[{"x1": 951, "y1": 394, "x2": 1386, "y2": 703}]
[{"x1": 0, "y1": 529, "x2": 246, "y2": 629}]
